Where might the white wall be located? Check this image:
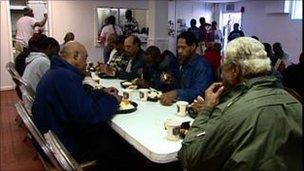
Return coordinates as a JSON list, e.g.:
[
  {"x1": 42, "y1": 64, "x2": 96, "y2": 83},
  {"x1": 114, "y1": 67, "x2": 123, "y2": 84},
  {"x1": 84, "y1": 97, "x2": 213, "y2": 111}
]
[
  {"x1": 168, "y1": 1, "x2": 213, "y2": 54},
  {"x1": 48, "y1": 0, "x2": 148, "y2": 63},
  {"x1": 1, "y1": 0, "x2": 14, "y2": 91},
  {"x1": 224, "y1": 1, "x2": 302, "y2": 63},
  {"x1": 175, "y1": 1, "x2": 213, "y2": 27}
]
